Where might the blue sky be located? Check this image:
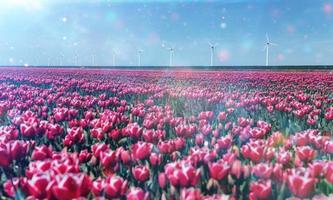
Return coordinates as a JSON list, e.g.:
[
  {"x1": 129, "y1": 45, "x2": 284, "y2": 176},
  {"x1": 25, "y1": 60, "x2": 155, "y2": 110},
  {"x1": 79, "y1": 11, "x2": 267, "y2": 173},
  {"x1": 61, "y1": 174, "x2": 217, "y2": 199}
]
[{"x1": 0, "y1": 0, "x2": 332, "y2": 66}]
